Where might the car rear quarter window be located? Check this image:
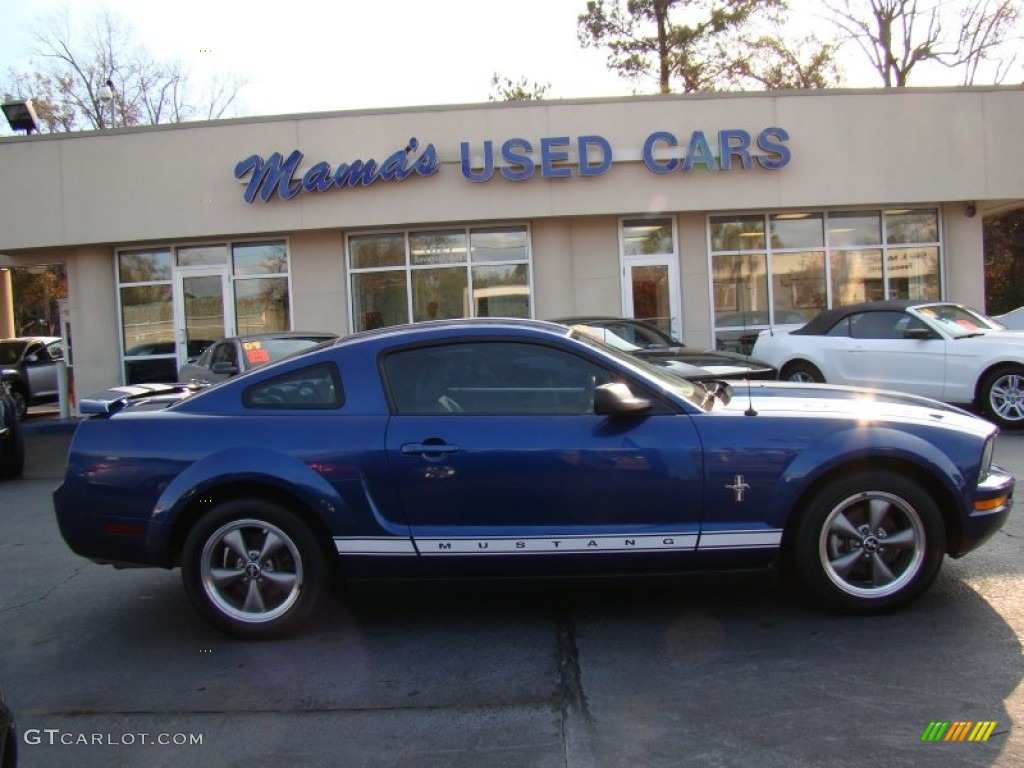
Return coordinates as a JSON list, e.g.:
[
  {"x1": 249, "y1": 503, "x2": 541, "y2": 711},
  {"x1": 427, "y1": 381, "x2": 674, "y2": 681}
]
[{"x1": 243, "y1": 363, "x2": 344, "y2": 409}]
